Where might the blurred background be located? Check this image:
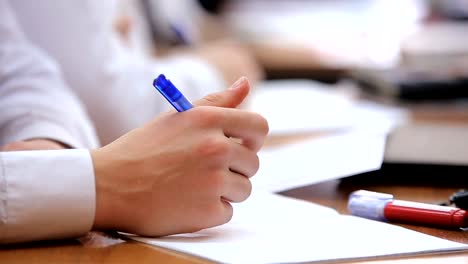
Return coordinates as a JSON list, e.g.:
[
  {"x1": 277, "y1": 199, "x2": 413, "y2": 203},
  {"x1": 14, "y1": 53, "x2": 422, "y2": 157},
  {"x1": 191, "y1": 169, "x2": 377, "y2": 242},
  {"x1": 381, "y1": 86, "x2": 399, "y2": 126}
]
[
  {"x1": 121, "y1": 0, "x2": 468, "y2": 78},
  {"x1": 116, "y1": 0, "x2": 468, "y2": 180}
]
